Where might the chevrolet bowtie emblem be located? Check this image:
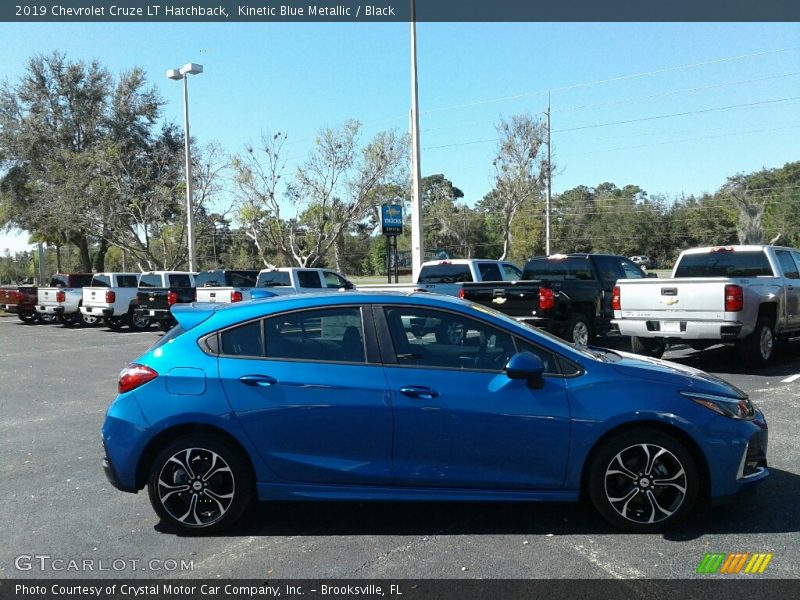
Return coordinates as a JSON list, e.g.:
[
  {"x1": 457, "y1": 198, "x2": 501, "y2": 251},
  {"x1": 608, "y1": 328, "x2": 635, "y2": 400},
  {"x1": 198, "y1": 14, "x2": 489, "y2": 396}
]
[
  {"x1": 662, "y1": 297, "x2": 679, "y2": 305},
  {"x1": 492, "y1": 297, "x2": 507, "y2": 304}
]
